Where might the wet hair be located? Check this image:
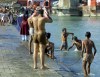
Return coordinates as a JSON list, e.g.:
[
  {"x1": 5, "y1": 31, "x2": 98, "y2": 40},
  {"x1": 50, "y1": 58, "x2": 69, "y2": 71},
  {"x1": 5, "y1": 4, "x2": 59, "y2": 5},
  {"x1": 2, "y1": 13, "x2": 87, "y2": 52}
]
[
  {"x1": 62, "y1": 28, "x2": 66, "y2": 32},
  {"x1": 73, "y1": 36, "x2": 78, "y2": 41},
  {"x1": 46, "y1": 32, "x2": 51, "y2": 39},
  {"x1": 85, "y1": 32, "x2": 91, "y2": 38}
]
